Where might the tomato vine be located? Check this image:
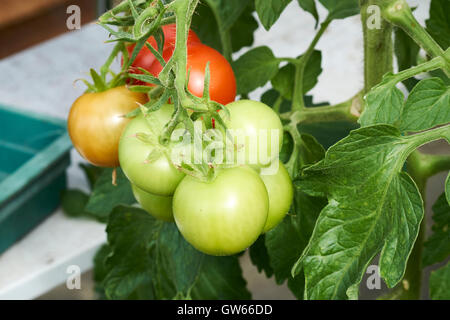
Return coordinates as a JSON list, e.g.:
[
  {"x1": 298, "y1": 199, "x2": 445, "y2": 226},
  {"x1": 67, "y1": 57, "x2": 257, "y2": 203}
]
[{"x1": 63, "y1": 0, "x2": 450, "y2": 300}]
